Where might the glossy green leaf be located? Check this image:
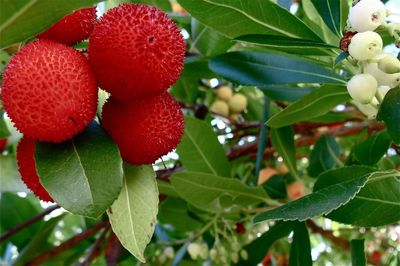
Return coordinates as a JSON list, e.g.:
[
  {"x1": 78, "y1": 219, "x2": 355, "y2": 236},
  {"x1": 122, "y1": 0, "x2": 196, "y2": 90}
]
[
  {"x1": 0, "y1": 0, "x2": 101, "y2": 48},
  {"x1": 241, "y1": 221, "x2": 296, "y2": 265},
  {"x1": 176, "y1": 117, "x2": 231, "y2": 177},
  {"x1": 171, "y1": 171, "x2": 271, "y2": 213},
  {"x1": 191, "y1": 18, "x2": 232, "y2": 57},
  {"x1": 35, "y1": 121, "x2": 123, "y2": 219},
  {"x1": 158, "y1": 197, "x2": 203, "y2": 232},
  {"x1": 210, "y1": 52, "x2": 345, "y2": 88},
  {"x1": 351, "y1": 239, "x2": 366, "y2": 266},
  {"x1": 377, "y1": 87, "x2": 400, "y2": 144},
  {"x1": 254, "y1": 166, "x2": 374, "y2": 223},
  {"x1": 263, "y1": 175, "x2": 287, "y2": 199},
  {"x1": 289, "y1": 222, "x2": 312, "y2": 266},
  {"x1": 236, "y1": 34, "x2": 338, "y2": 55},
  {"x1": 178, "y1": 0, "x2": 320, "y2": 40},
  {"x1": 271, "y1": 126, "x2": 298, "y2": 178},
  {"x1": 259, "y1": 85, "x2": 316, "y2": 102},
  {"x1": 318, "y1": 170, "x2": 400, "y2": 226},
  {"x1": 354, "y1": 131, "x2": 392, "y2": 165},
  {"x1": 107, "y1": 164, "x2": 158, "y2": 263},
  {"x1": 267, "y1": 85, "x2": 350, "y2": 128},
  {"x1": 310, "y1": 0, "x2": 341, "y2": 36},
  {"x1": 308, "y1": 135, "x2": 341, "y2": 177},
  {"x1": 157, "y1": 180, "x2": 179, "y2": 197}
]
